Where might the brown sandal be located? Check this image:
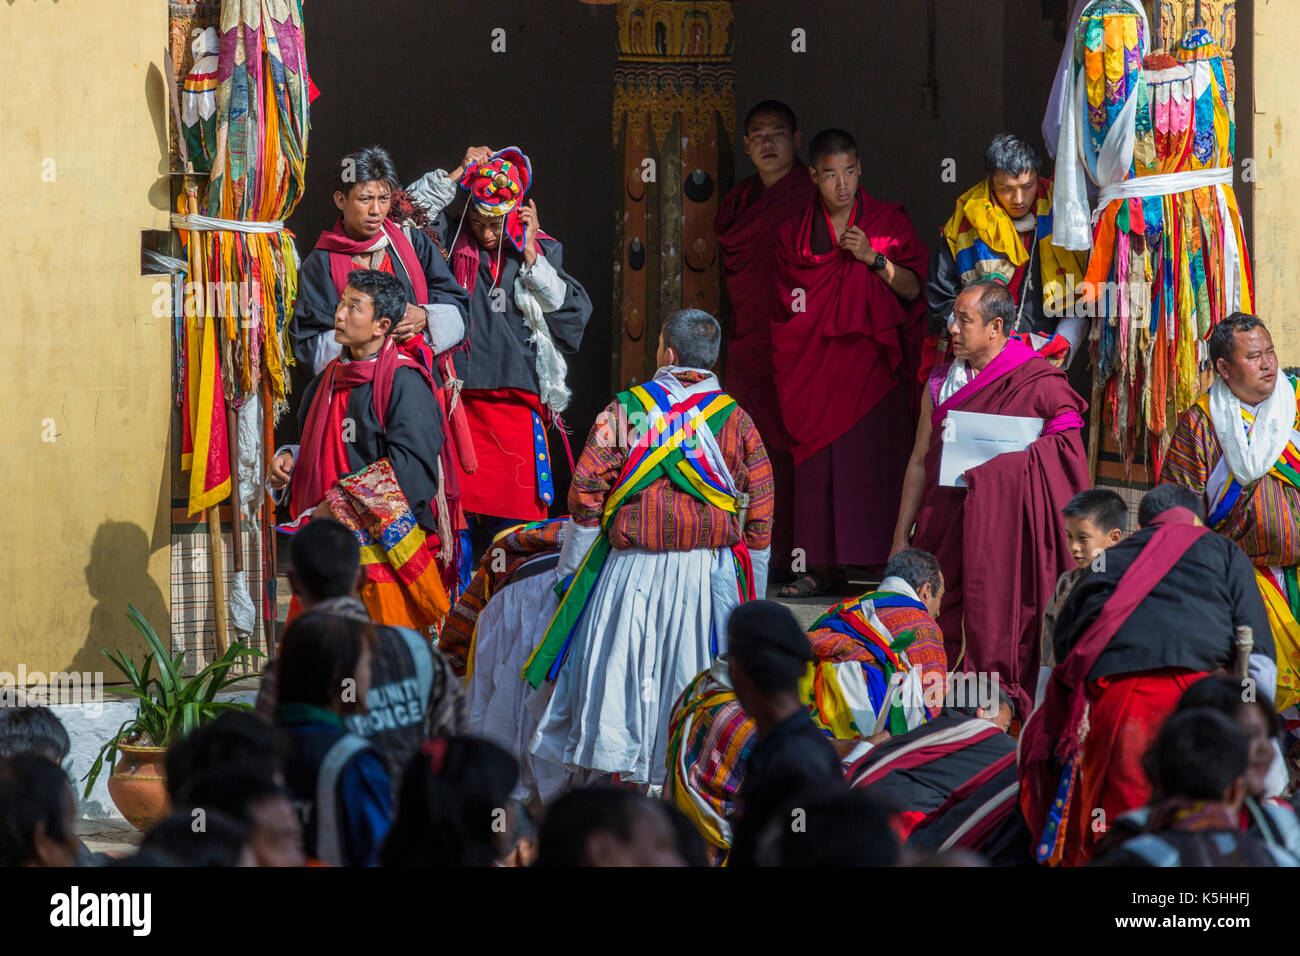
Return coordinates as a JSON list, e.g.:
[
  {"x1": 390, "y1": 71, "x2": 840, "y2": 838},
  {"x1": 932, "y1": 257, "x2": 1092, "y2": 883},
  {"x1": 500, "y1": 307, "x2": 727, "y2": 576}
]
[{"x1": 779, "y1": 571, "x2": 835, "y2": 599}]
